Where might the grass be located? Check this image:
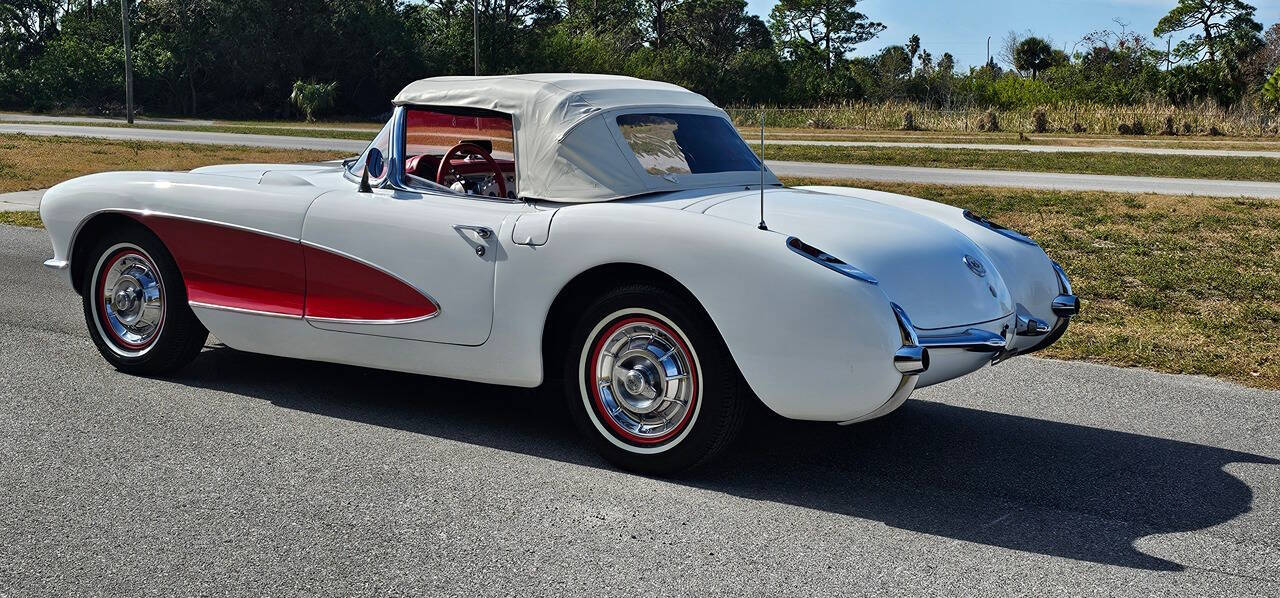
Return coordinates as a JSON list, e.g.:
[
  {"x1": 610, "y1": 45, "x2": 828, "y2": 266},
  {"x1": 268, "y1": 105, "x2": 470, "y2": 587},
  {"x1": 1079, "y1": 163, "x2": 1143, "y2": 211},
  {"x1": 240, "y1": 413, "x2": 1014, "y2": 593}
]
[
  {"x1": 758, "y1": 144, "x2": 1280, "y2": 182},
  {"x1": 783, "y1": 177, "x2": 1280, "y2": 390},
  {"x1": 726, "y1": 101, "x2": 1279, "y2": 137},
  {"x1": 740, "y1": 128, "x2": 1280, "y2": 151},
  {"x1": 0, "y1": 133, "x2": 347, "y2": 193},
  {"x1": 0, "y1": 211, "x2": 41, "y2": 227}
]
